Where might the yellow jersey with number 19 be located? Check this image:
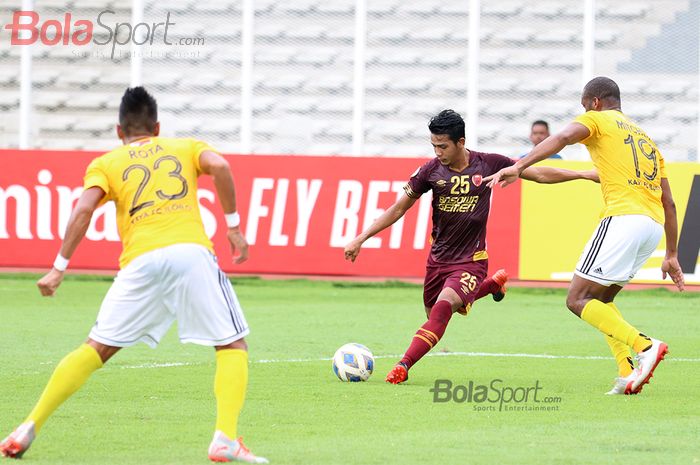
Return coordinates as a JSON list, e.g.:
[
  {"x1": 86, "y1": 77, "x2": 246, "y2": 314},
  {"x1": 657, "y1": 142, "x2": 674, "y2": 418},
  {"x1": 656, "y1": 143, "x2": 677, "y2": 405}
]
[
  {"x1": 83, "y1": 137, "x2": 215, "y2": 268},
  {"x1": 574, "y1": 110, "x2": 666, "y2": 224}
]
